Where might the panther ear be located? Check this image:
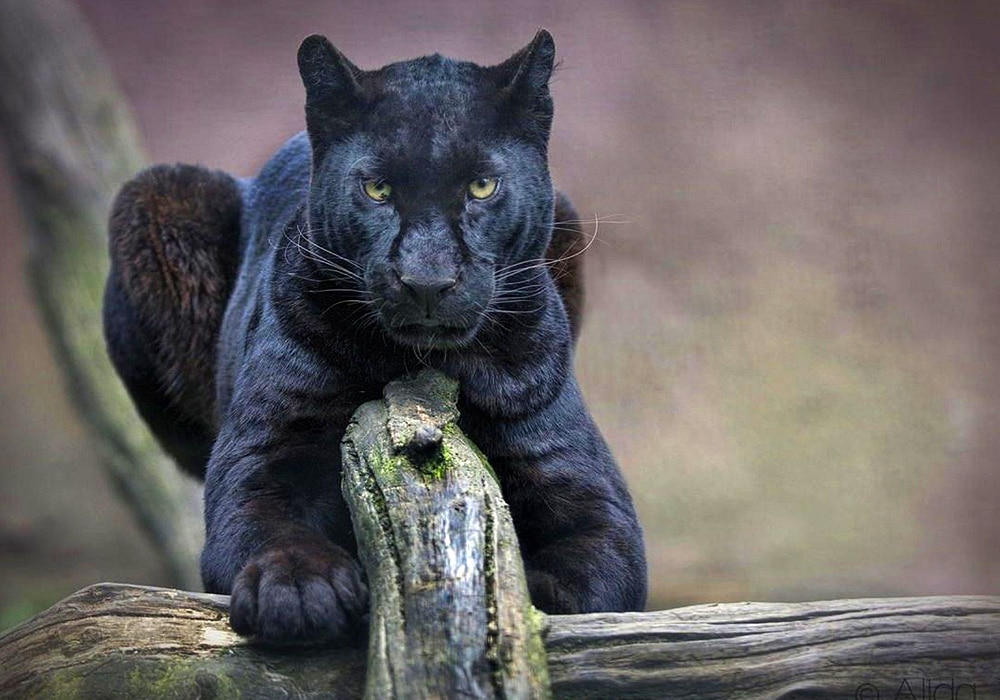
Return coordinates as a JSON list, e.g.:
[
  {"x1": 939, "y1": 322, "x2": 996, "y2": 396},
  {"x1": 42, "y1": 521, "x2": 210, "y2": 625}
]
[
  {"x1": 497, "y1": 30, "x2": 556, "y2": 144},
  {"x1": 297, "y1": 35, "x2": 364, "y2": 154}
]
